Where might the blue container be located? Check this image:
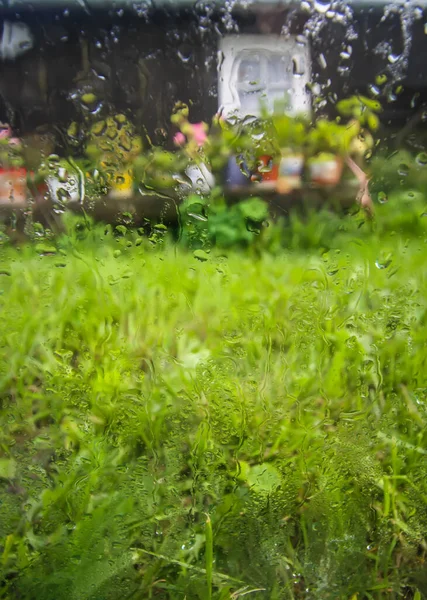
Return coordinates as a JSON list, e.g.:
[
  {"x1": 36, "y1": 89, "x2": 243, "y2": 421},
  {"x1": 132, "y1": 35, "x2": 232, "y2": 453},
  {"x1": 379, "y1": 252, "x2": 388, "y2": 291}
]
[{"x1": 224, "y1": 156, "x2": 250, "y2": 187}]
